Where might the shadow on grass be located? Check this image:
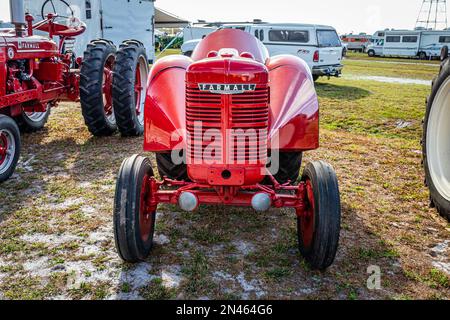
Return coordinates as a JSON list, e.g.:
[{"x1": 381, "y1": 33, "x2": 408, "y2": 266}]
[{"x1": 316, "y1": 82, "x2": 372, "y2": 101}]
